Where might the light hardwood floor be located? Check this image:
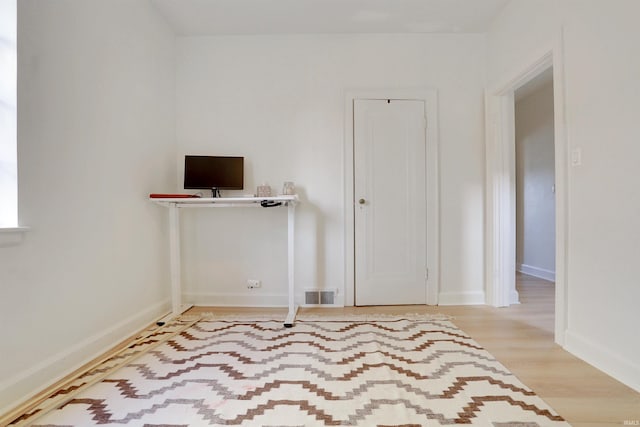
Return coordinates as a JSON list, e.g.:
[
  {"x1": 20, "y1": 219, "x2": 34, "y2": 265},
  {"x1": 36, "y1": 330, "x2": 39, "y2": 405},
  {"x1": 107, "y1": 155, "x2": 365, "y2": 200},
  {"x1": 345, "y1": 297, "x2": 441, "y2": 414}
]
[{"x1": 189, "y1": 273, "x2": 640, "y2": 427}]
